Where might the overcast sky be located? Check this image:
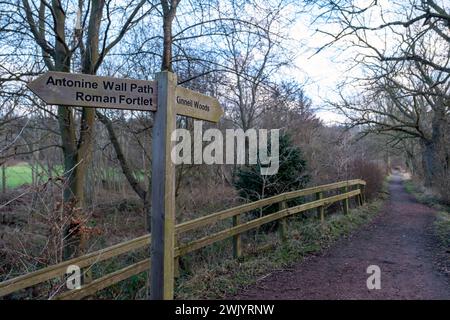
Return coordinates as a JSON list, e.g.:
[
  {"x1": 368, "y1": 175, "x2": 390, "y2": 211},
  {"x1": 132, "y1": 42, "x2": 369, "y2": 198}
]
[
  {"x1": 289, "y1": 0, "x2": 397, "y2": 124},
  {"x1": 288, "y1": 12, "x2": 348, "y2": 124}
]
